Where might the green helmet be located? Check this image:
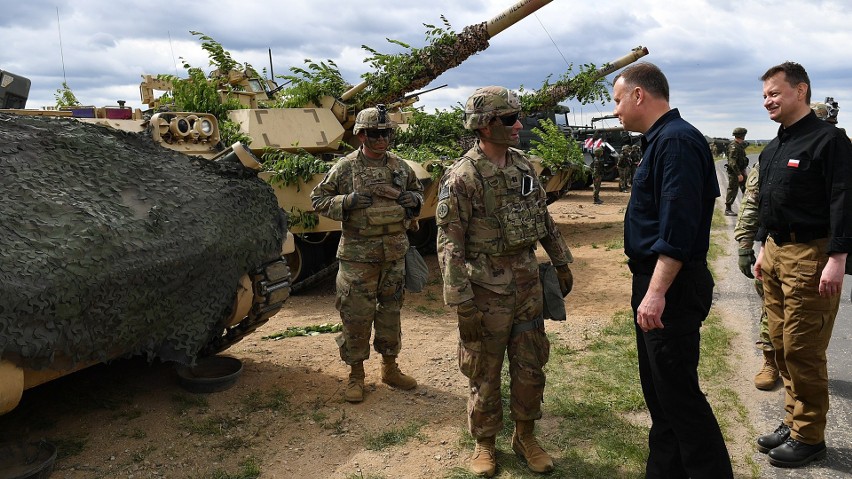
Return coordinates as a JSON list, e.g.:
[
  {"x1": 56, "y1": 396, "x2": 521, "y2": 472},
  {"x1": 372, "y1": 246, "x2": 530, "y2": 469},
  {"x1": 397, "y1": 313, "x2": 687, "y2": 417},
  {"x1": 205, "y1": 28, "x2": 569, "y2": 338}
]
[
  {"x1": 463, "y1": 86, "x2": 521, "y2": 130},
  {"x1": 732, "y1": 127, "x2": 747, "y2": 138},
  {"x1": 621, "y1": 145, "x2": 629, "y2": 152},
  {"x1": 354, "y1": 105, "x2": 397, "y2": 134}
]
